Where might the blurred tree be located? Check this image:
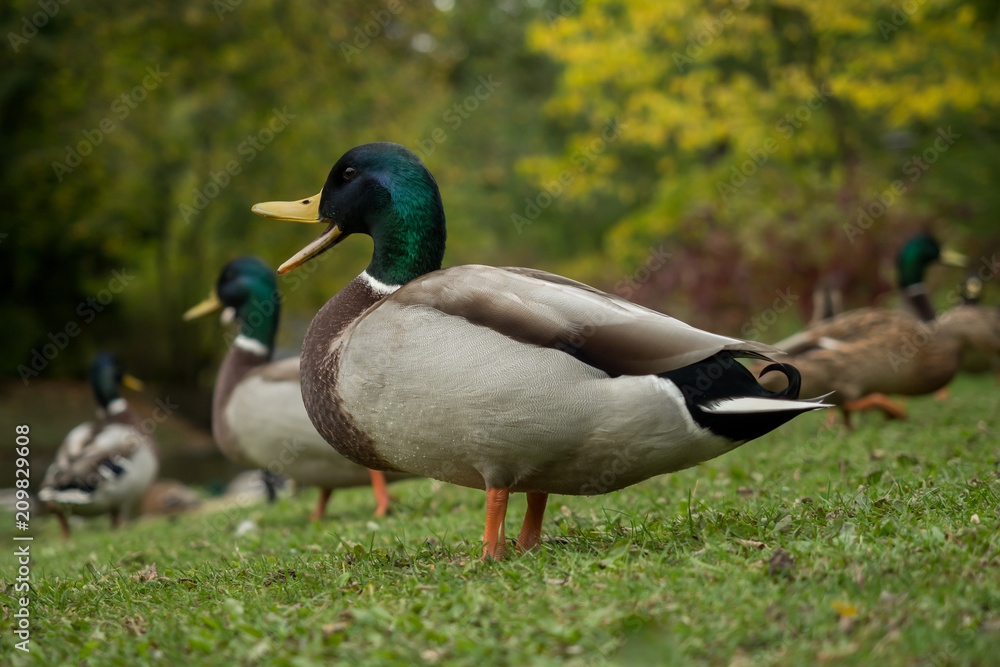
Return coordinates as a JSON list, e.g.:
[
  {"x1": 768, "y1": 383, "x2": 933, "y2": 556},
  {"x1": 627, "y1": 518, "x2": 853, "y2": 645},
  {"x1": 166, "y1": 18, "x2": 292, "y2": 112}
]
[
  {"x1": 522, "y1": 0, "x2": 1000, "y2": 331},
  {"x1": 0, "y1": 0, "x2": 559, "y2": 392}
]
